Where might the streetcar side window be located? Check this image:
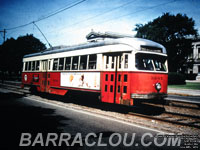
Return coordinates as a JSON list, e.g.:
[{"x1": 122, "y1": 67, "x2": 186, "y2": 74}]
[
  {"x1": 79, "y1": 55, "x2": 87, "y2": 70},
  {"x1": 124, "y1": 54, "x2": 128, "y2": 68},
  {"x1": 111, "y1": 56, "x2": 115, "y2": 69},
  {"x1": 53, "y1": 59, "x2": 58, "y2": 70},
  {"x1": 72, "y1": 56, "x2": 79, "y2": 70},
  {"x1": 58, "y1": 58, "x2": 64, "y2": 70},
  {"x1": 65, "y1": 57, "x2": 71, "y2": 70},
  {"x1": 42, "y1": 60, "x2": 48, "y2": 71},
  {"x1": 36, "y1": 61, "x2": 40, "y2": 71},
  {"x1": 25, "y1": 62, "x2": 28, "y2": 71},
  {"x1": 106, "y1": 56, "x2": 109, "y2": 69},
  {"x1": 28, "y1": 61, "x2": 31, "y2": 71},
  {"x1": 88, "y1": 54, "x2": 97, "y2": 69},
  {"x1": 119, "y1": 55, "x2": 122, "y2": 69},
  {"x1": 48, "y1": 60, "x2": 51, "y2": 71},
  {"x1": 32, "y1": 61, "x2": 35, "y2": 71}
]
